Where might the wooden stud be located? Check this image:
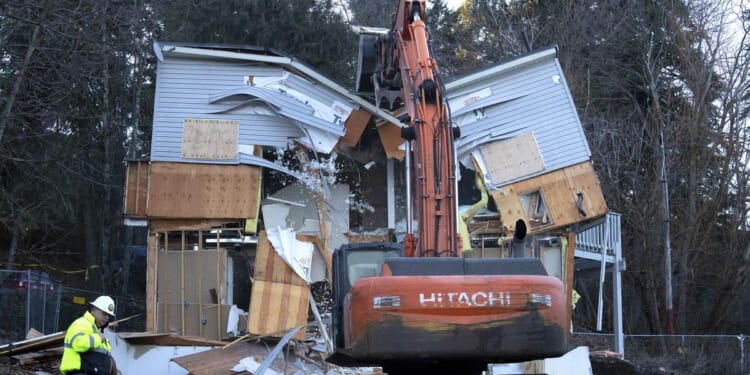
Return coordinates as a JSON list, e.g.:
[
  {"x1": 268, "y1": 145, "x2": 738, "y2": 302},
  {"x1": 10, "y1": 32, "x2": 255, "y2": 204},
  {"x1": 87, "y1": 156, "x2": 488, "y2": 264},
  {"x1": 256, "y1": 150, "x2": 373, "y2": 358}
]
[
  {"x1": 163, "y1": 233, "x2": 169, "y2": 333},
  {"x1": 216, "y1": 230, "x2": 221, "y2": 339},
  {"x1": 134, "y1": 162, "x2": 141, "y2": 213},
  {"x1": 198, "y1": 230, "x2": 204, "y2": 337},
  {"x1": 181, "y1": 231, "x2": 186, "y2": 336},
  {"x1": 146, "y1": 232, "x2": 158, "y2": 332},
  {"x1": 315, "y1": 196, "x2": 333, "y2": 278},
  {"x1": 565, "y1": 230, "x2": 576, "y2": 332}
]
